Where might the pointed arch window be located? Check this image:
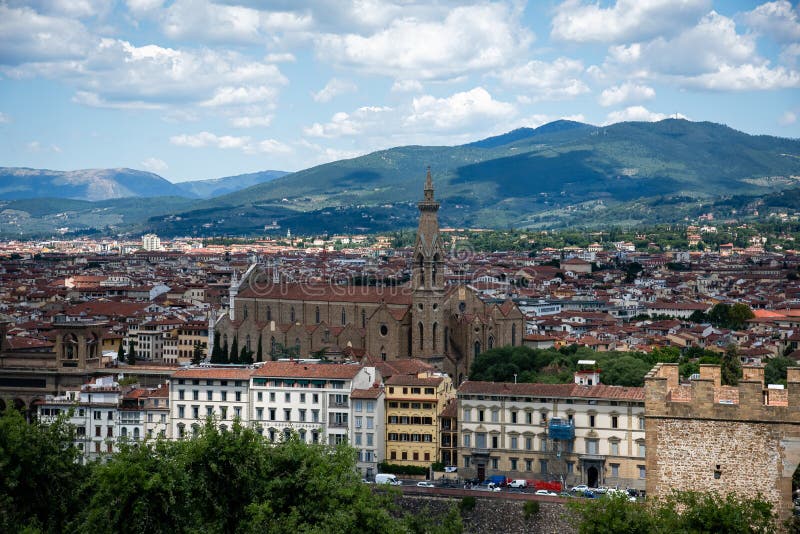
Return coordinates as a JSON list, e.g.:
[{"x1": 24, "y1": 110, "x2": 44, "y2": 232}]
[
  {"x1": 266, "y1": 306, "x2": 272, "y2": 322},
  {"x1": 488, "y1": 335, "x2": 494, "y2": 350},
  {"x1": 361, "y1": 309, "x2": 366, "y2": 329},
  {"x1": 315, "y1": 306, "x2": 320, "y2": 324},
  {"x1": 341, "y1": 308, "x2": 346, "y2": 325},
  {"x1": 418, "y1": 322, "x2": 424, "y2": 350},
  {"x1": 243, "y1": 305, "x2": 248, "y2": 320},
  {"x1": 419, "y1": 255, "x2": 425, "y2": 286},
  {"x1": 432, "y1": 322, "x2": 438, "y2": 351},
  {"x1": 511, "y1": 323, "x2": 517, "y2": 346},
  {"x1": 474, "y1": 341, "x2": 481, "y2": 358},
  {"x1": 290, "y1": 307, "x2": 296, "y2": 323}
]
